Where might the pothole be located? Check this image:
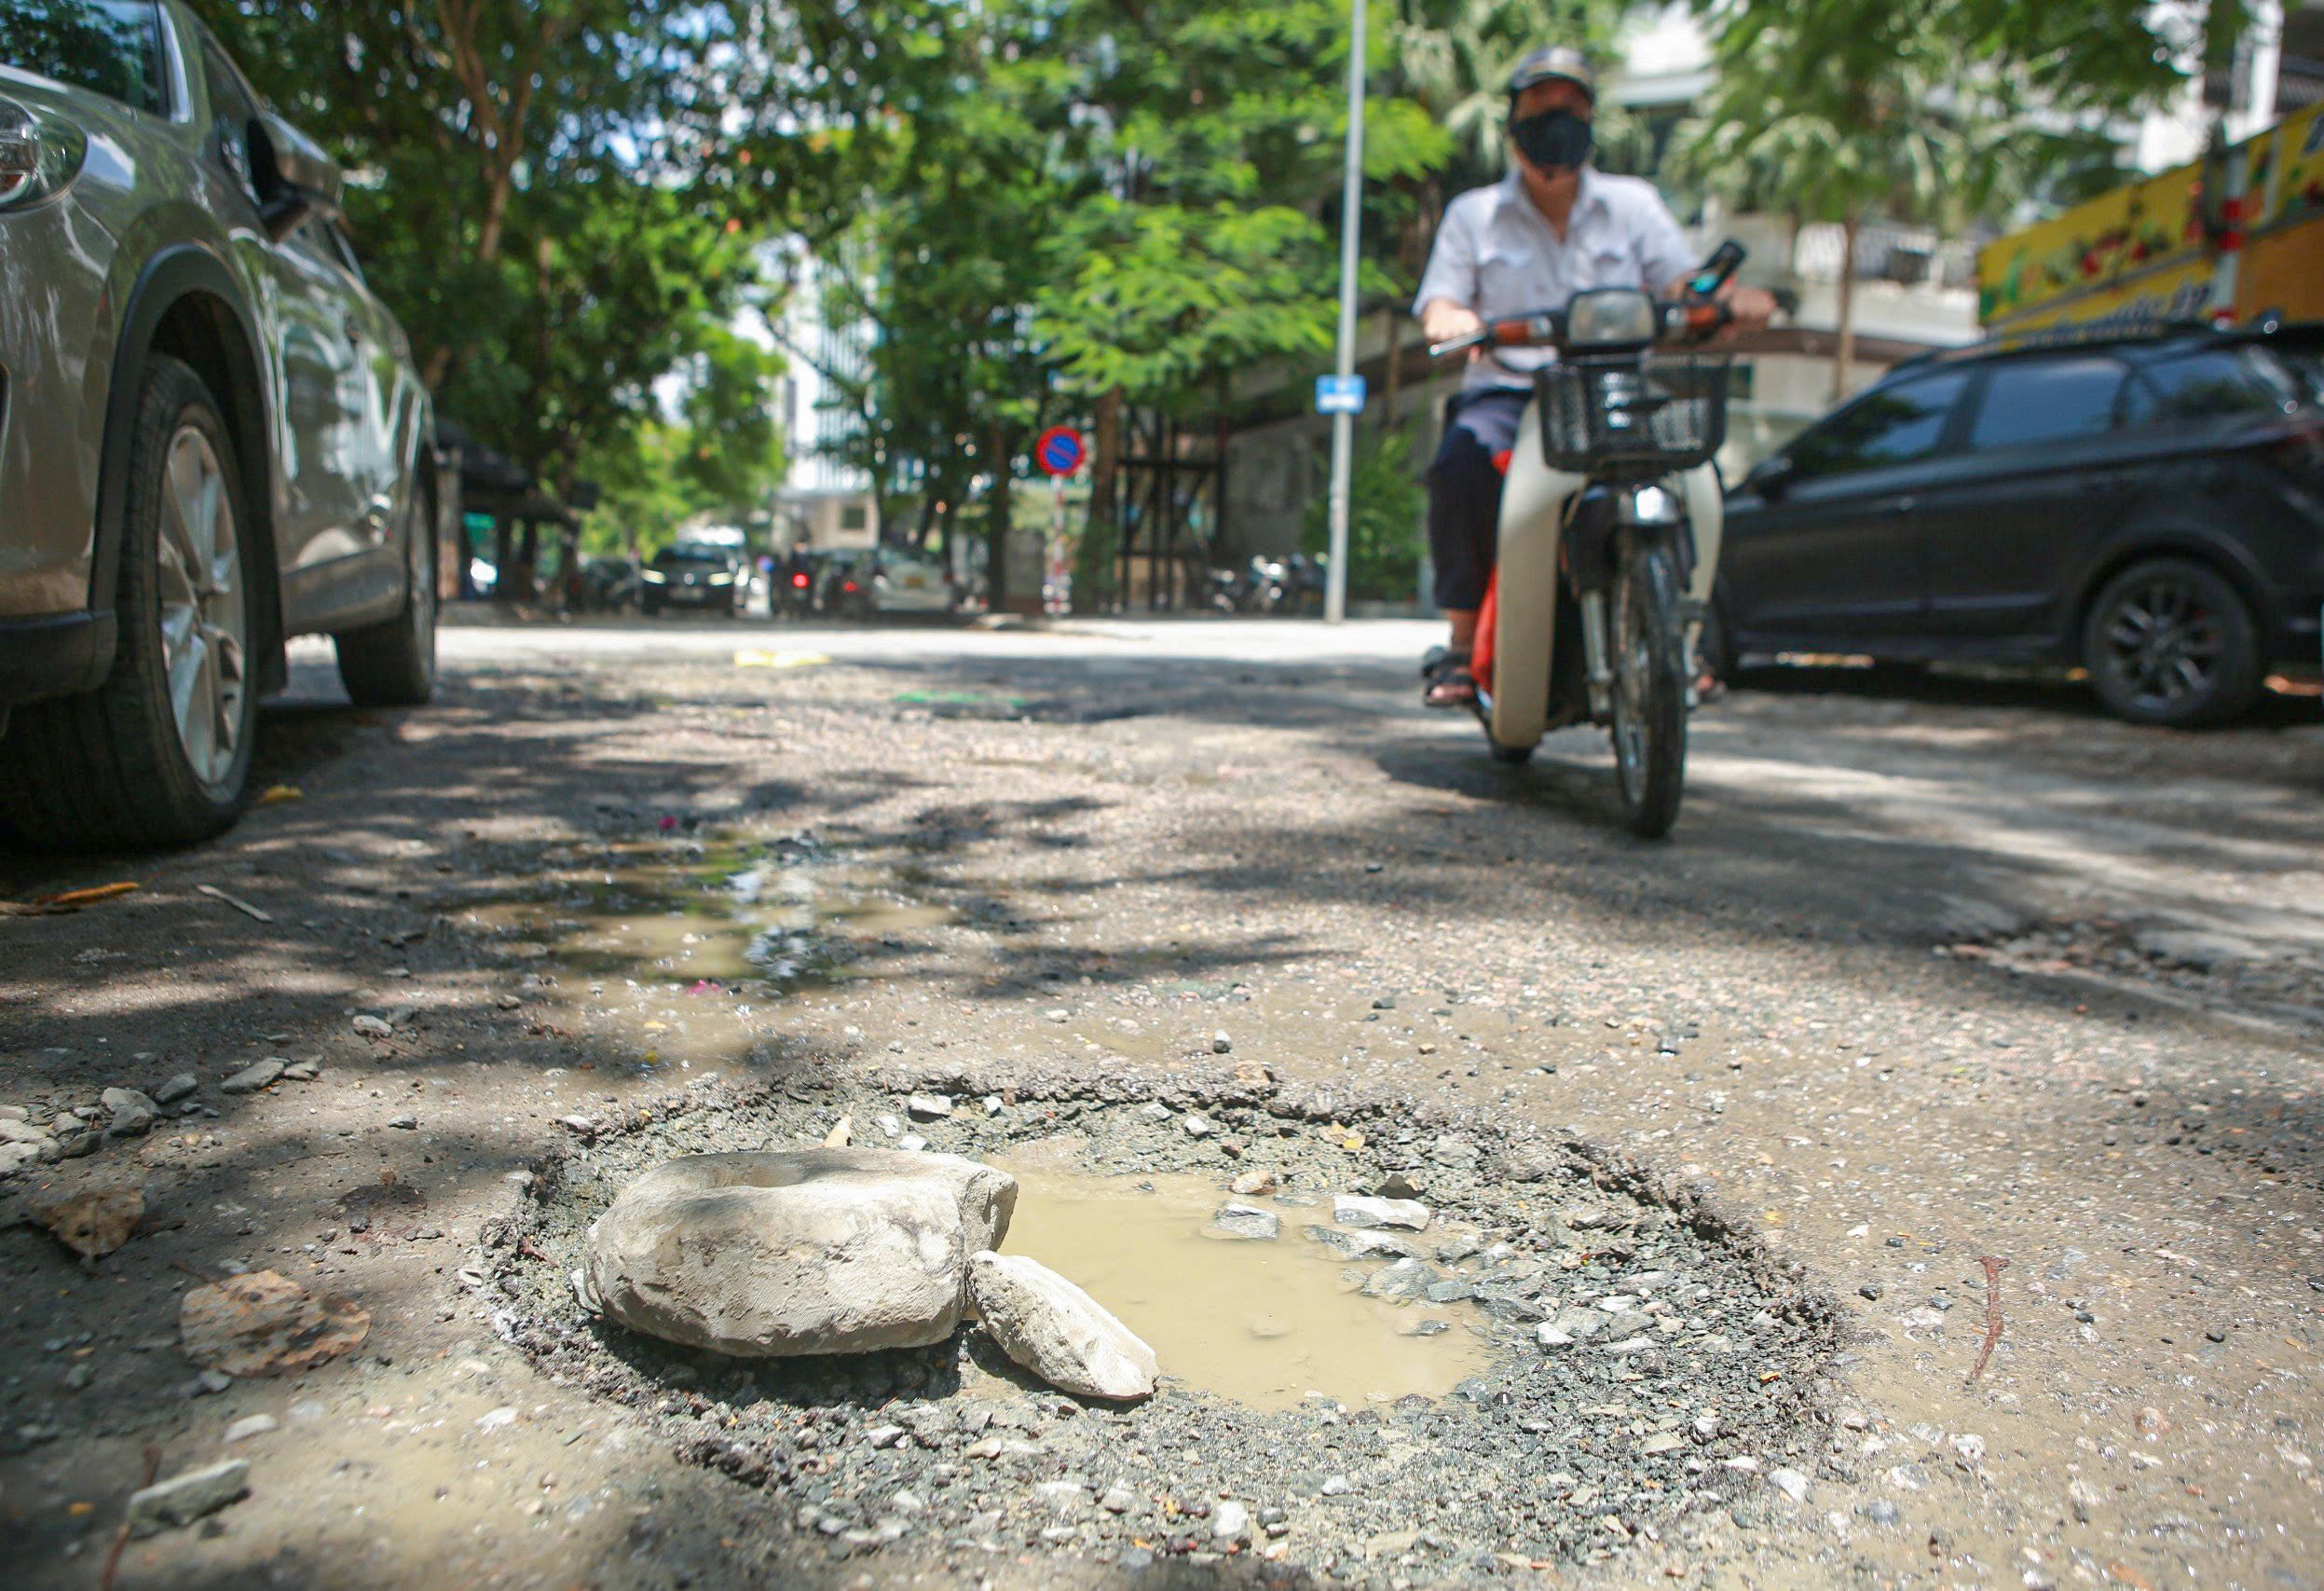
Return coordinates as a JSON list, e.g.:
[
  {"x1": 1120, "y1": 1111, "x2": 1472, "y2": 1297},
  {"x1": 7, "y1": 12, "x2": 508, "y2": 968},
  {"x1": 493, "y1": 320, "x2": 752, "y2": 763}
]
[
  {"x1": 455, "y1": 830, "x2": 954, "y2": 995},
  {"x1": 489, "y1": 1069, "x2": 1839, "y2": 1581}
]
